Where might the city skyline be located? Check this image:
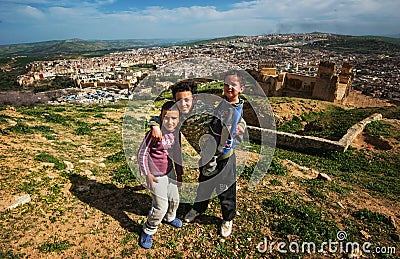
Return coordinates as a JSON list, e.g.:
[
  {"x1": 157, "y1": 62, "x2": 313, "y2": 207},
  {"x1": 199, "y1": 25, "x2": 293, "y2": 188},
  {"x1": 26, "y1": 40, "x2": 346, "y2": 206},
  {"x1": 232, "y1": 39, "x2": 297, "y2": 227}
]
[{"x1": 0, "y1": 0, "x2": 400, "y2": 45}]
